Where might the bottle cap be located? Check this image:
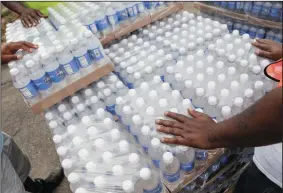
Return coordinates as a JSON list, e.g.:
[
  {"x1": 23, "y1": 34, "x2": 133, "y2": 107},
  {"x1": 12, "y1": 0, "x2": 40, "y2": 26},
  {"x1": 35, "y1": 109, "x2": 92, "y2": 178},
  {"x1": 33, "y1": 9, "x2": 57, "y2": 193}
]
[
  {"x1": 240, "y1": 73, "x2": 249, "y2": 83},
  {"x1": 153, "y1": 75, "x2": 162, "y2": 84},
  {"x1": 94, "y1": 176, "x2": 106, "y2": 188},
  {"x1": 208, "y1": 96, "x2": 217, "y2": 105},
  {"x1": 112, "y1": 165, "x2": 124, "y2": 176},
  {"x1": 71, "y1": 96, "x2": 80, "y2": 104},
  {"x1": 119, "y1": 140, "x2": 129, "y2": 153},
  {"x1": 220, "y1": 89, "x2": 229, "y2": 97},
  {"x1": 197, "y1": 38, "x2": 204, "y2": 45},
  {"x1": 62, "y1": 159, "x2": 72, "y2": 169},
  {"x1": 187, "y1": 55, "x2": 194, "y2": 62},
  {"x1": 140, "y1": 82, "x2": 149, "y2": 91},
  {"x1": 163, "y1": 152, "x2": 174, "y2": 164},
  {"x1": 132, "y1": 115, "x2": 142, "y2": 125},
  {"x1": 102, "y1": 151, "x2": 113, "y2": 163},
  {"x1": 141, "y1": 125, "x2": 150, "y2": 135},
  {"x1": 149, "y1": 90, "x2": 158, "y2": 99},
  {"x1": 166, "y1": 66, "x2": 174, "y2": 74},
  {"x1": 128, "y1": 89, "x2": 137, "y2": 97},
  {"x1": 217, "y1": 49, "x2": 225, "y2": 57},
  {"x1": 57, "y1": 146, "x2": 67, "y2": 156},
  {"x1": 134, "y1": 72, "x2": 141, "y2": 79},
  {"x1": 165, "y1": 54, "x2": 173, "y2": 61},
  {"x1": 182, "y1": 99, "x2": 193, "y2": 109},
  {"x1": 228, "y1": 54, "x2": 236, "y2": 62},
  {"x1": 111, "y1": 128, "x2": 120, "y2": 141},
  {"x1": 208, "y1": 44, "x2": 215, "y2": 50},
  {"x1": 232, "y1": 30, "x2": 240, "y2": 36},
  {"x1": 196, "y1": 73, "x2": 204, "y2": 82},
  {"x1": 172, "y1": 90, "x2": 181, "y2": 100},
  {"x1": 151, "y1": 138, "x2": 160, "y2": 148},
  {"x1": 63, "y1": 112, "x2": 72, "y2": 120},
  {"x1": 136, "y1": 97, "x2": 145, "y2": 108},
  {"x1": 78, "y1": 149, "x2": 89, "y2": 159},
  {"x1": 87, "y1": 126, "x2": 99, "y2": 137},
  {"x1": 123, "y1": 106, "x2": 132, "y2": 115},
  {"x1": 178, "y1": 145, "x2": 189, "y2": 151},
  {"x1": 195, "y1": 108, "x2": 203, "y2": 113},
  {"x1": 242, "y1": 33, "x2": 250, "y2": 40},
  {"x1": 221, "y1": 106, "x2": 231, "y2": 118},
  {"x1": 76, "y1": 103, "x2": 85, "y2": 112},
  {"x1": 67, "y1": 124, "x2": 76, "y2": 134},
  {"x1": 145, "y1": 66, "x2": 153, "y2": 73},
  {"x1": 140, "y1": 168, "x2": 151, "y2": 180},
  {"x1": 146, "y1": 106, "x2": 155, "y2": 116},
  {"x1": 86, "y1": 161, "x2": 96, "y2": 172},
  {"x1": 122, "y1": 180, "x2": 134, "y2": 193},
  {"x1": 157, "y1": 49, "x2": 165, "y2": 56},
  {"x1": 159, "y1": 98, "x2": 168, "y2": 108},
  {"x1": 244, "y1": 88, "x2": 254, "y2": 98},
  {"x1": 9, "y1": 68, "x2": 19, "y2": 76},
  {"x1": 186, "y1": 67, "x2": 194, "y2": 75},
  {"x1": 240, "y1": 60, "x2": 248, "y2": 68},
  {"x1": 185, "y1": 80, "x2": 193, "y2": 88},
  {"x1": 84, "y1": 89, "x2": 93, "y2": 97},
  {"x1": 25, "y1": 60, "x2": 36, "y2": 68},
  {"x1": 196, "y1": 49, "x2": 204, "y2": 57},
  {"x1": 206, "y1": 67, "x2": 214, "y2": 75},
  {"x1": 254, "y1": 81, "x2": 264, "y2": 90},
  {"x1": 103, "y1": 88, "x2": 111, "y2": 97},
  {"x1": 94, "y1": 138, "x2": 105, "y2": 149},
  {"x1": 49, "y1": 120, "x2": 58, "y2": 129},
  {"x1": 175, "y1": 73, "x2": 183, "y2": 81},
  {"x1": 81, "y1": 116, "x2": 91, "y2": 125},
  {"x1": 68, "y1": 173, "x2": 79, "y2": 184},
  {"x1": 53, "y1": 135, "x2": 62, "y2": 144},
  {"x1": 104, "y1": 118, "x2": 113, "y2": 127},
  {"x1": 196, "y1": 88, "x2": 205, "y2": 97},
  {"x1": 234, "y1": 97, "x2": 243, "y2": 107},
  {"x1": 70, "y1": 38, "x2": 78, "y2": 45},
  {"x1": 72, "y1": 136, "x2": 83, "y2": 146},
  {"x1": 252, "y1": 65, "x2": 261, "y2": 74},
  {"x1": 217, "y1": 74, "x2": 226, "y2": 82},
  {"x1": 228, "y1": 67, "x2": 236, "y2": 75},
  {"x1": 196, "y1": 61, "x2": 204, "y2": 69}
]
